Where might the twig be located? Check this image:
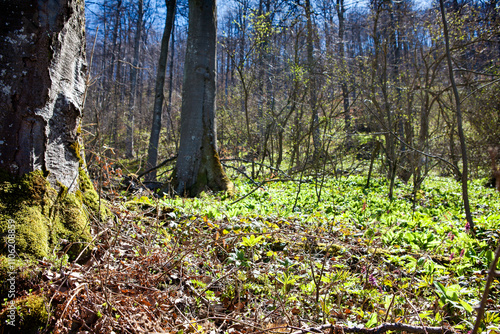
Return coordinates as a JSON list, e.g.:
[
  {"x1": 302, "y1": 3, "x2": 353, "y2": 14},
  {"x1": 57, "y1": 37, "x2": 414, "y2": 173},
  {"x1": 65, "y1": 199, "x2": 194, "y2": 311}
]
[
  {"x1": 221, "y1": 162, "x2": 261, "y2": 187},
  {"x1": 290, "y1": 323, "x2": 452, "y2": 334},
  {"x1": 403, "y1": 294, "x2": 428, "y2": 334},
  {"x1": 137, "y1": 155, "x2": 177, "y2": 179},
  {"x1": 471, "y1": 241, "x2": 500, "y2": 334},
  {"x1": 221, "y1": 158, "x2": 292, "y2": 179},
  {"x1": 60, "y1": 283, "x2": 87, "y2": 319}
]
